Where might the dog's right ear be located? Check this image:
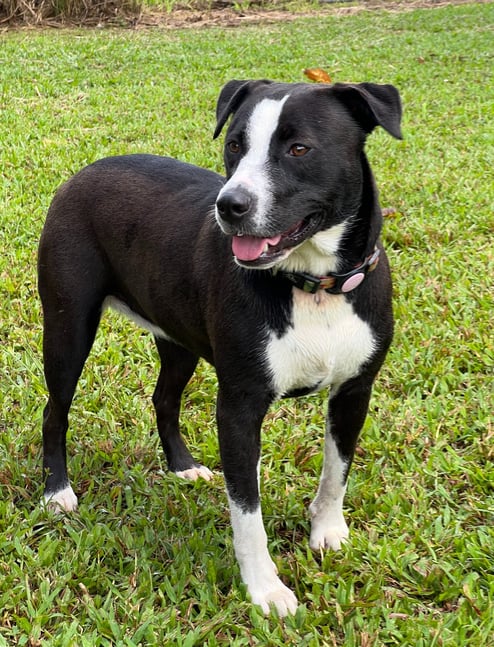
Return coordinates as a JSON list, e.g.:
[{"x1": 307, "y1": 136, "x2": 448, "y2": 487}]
[{"x1": 213, "y1": 79, "x2": 273, "y2": 139}]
